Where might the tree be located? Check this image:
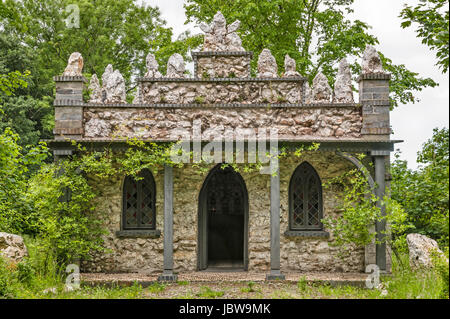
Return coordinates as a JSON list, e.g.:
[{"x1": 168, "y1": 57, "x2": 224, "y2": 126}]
[
  {"x1": 1, "y1": 0, "x2": 202, "y2": 93},
  {"x1": 184, "y1": 0, "x2": 438, "y2": 107},
  {"x1": 400, "y1": 0, "x2": 449, "y2": 73},
  {"x1": 0, "y1": 34, "x2": 54, "y2": 145},
  {"x1": 391, "y1": 128, "x2": 449, "y2": 246}
]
